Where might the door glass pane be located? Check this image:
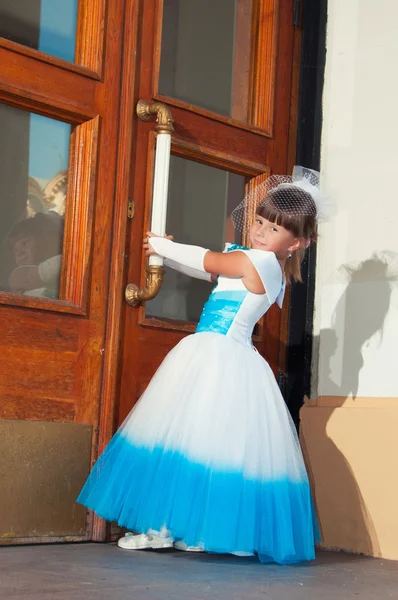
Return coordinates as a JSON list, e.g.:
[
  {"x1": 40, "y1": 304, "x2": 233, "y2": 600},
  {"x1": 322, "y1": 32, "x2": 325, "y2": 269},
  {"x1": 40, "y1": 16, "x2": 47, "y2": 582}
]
[
  {"x1": 0, "y1": 0, "x2": 78, "y2": 63},
  {"x1": 0, "y1": 102, "x2": 70, "y2": 300},
  {"x1": 146, "y1": 156, "x2": 245, "y2": 322},
  {"x1": 159, "y1": 0, "x2": 253, "y2": 121}
]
